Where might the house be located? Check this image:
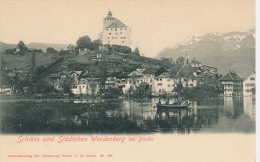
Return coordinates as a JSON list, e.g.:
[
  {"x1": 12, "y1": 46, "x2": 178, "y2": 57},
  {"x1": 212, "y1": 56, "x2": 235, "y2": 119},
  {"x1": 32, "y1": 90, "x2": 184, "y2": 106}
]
[
  {"x1": 67, "y1": 44, "x2": 77, "y2": 54},
  {"x1": 98, "y1": 11, "x2": 131, "y2": 47},
  {"x1": 154, "y1": 72, "x2": 177, "y2": 94},
  {"x1": 243, "y1": 72, "x2": 255, "y2": 96},
  {"x1": 142, "y1": 67, "x2": 167, "y2": 92},
  {"x1": 219, "y1": 71, "x2": 244, "y2": 96}
]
